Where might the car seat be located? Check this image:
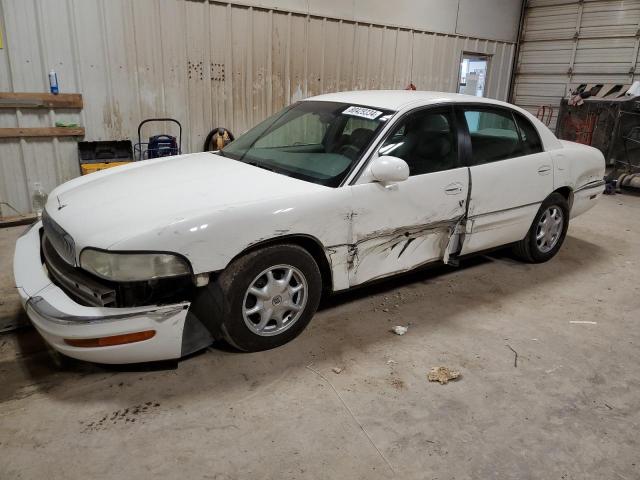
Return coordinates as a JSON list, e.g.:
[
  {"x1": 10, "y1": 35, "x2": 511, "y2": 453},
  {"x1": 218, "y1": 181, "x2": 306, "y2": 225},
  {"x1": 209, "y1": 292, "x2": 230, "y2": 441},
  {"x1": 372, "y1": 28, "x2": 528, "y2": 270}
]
[
  {"x1": 407, "y1": 114, "x2": 455, "y2": 175},
  {"x1": 335, "y1": 128, "x2": 375, "y2": 160}
]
